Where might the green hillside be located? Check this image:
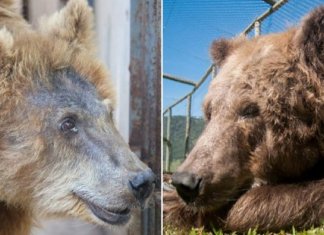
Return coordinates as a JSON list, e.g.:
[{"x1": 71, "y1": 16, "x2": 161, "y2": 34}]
[{"x1": 163, "y1": 115, "x2": 205, "y2": 172}]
